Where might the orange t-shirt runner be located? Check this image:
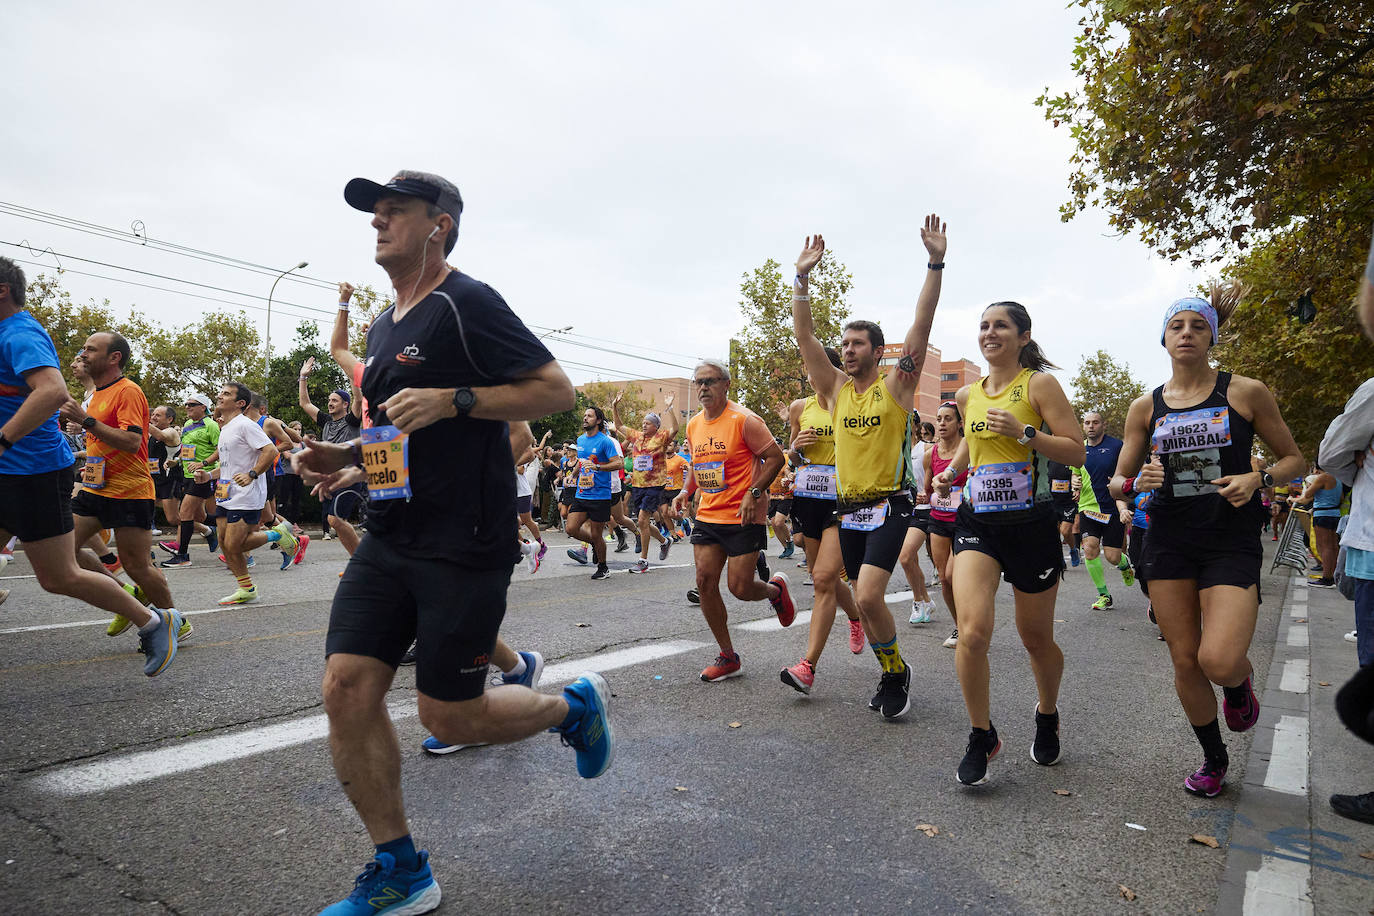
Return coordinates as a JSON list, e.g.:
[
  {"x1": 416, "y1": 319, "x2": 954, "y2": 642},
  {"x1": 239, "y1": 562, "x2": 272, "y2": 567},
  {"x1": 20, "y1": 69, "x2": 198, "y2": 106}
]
[
  {"x1": 685, "y1": 400, "x2": 775, "y2": 525},
  {"x1": 664, "y1": 452, "x2": 688, "y2": 491},
  {"x1": 82, "y1": 377, "x2": 154, "y2": 500}
]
